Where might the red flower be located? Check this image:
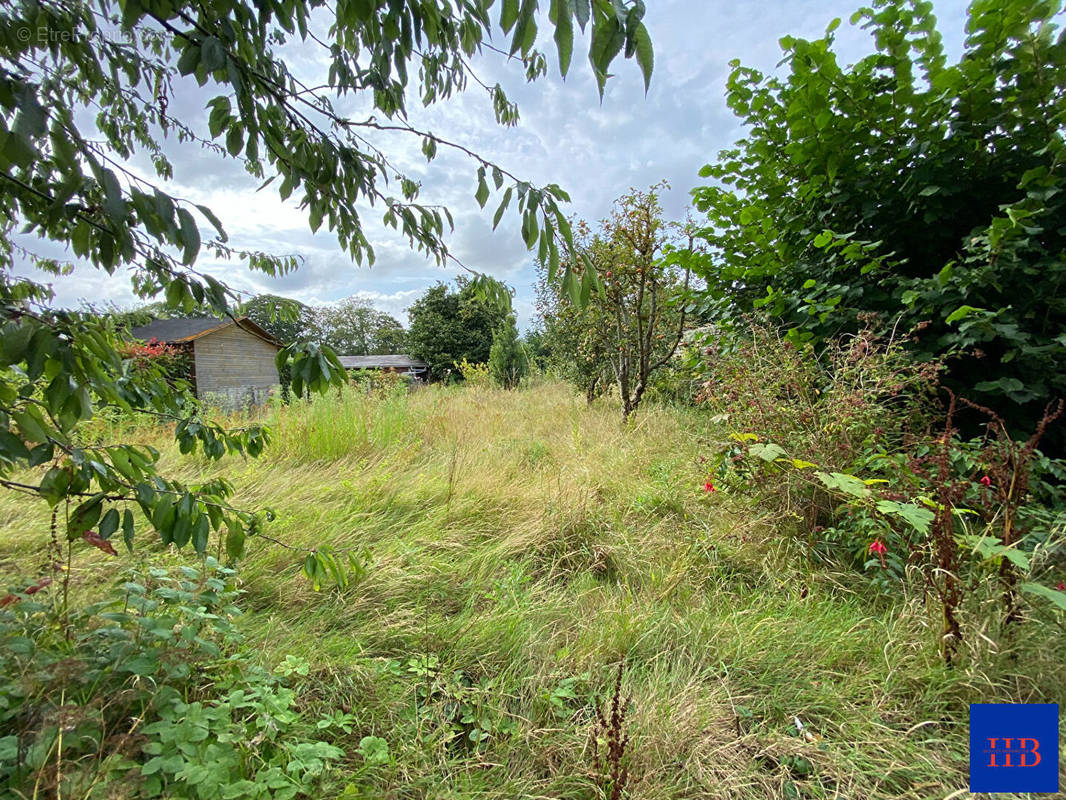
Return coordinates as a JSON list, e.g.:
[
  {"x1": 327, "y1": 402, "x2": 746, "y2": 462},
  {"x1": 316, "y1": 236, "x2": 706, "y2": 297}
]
[
  {"x1": 1057, "y1": 582, "x2": 1065, "y2": 592},
  {"x1": 703, "y1": 481, "x2": 716, "y2": 493},
  {"x1": 869, "y1": 539, "x2": 887, "y2": 556},
  {"x1": 979, "y1": 475, "x2": 992, "y2": 487}
]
